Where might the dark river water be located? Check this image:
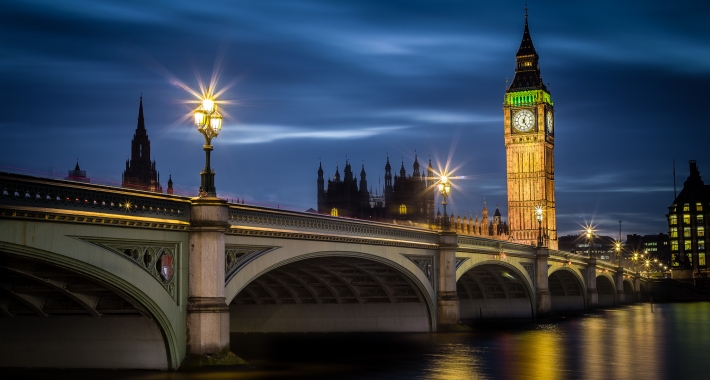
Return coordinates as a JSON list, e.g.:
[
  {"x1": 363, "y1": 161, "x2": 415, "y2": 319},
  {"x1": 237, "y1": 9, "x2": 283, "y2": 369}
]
[{"x1": 5, "y1": 302, "x2": 710, "y2": 379}]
